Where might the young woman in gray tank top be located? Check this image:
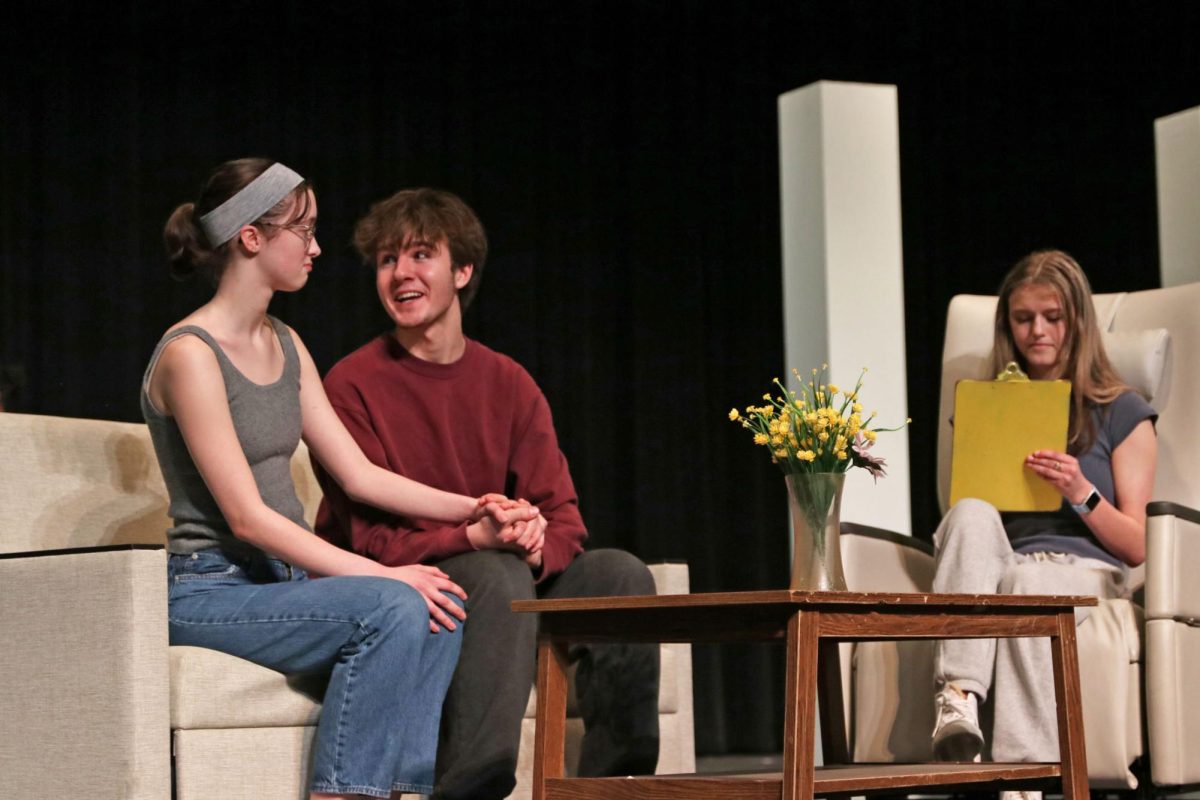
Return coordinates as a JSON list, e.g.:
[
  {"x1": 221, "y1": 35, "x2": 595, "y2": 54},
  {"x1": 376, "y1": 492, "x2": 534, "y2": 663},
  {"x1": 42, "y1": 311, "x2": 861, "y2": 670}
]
[{"x1": 145, "y1": 159, "x2": 538, "y2": 800}]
